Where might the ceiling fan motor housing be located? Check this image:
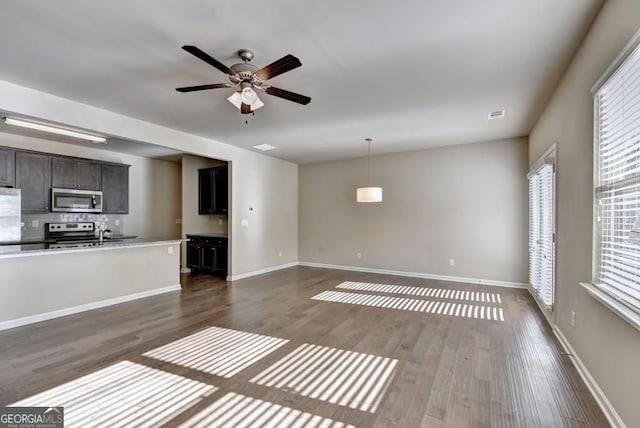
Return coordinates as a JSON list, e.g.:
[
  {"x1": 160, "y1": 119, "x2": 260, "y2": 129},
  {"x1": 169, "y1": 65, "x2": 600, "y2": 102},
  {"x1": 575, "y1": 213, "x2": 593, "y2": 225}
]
[{"x1": 230, "y1": 62, "x2": 260, "y2": 85}]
